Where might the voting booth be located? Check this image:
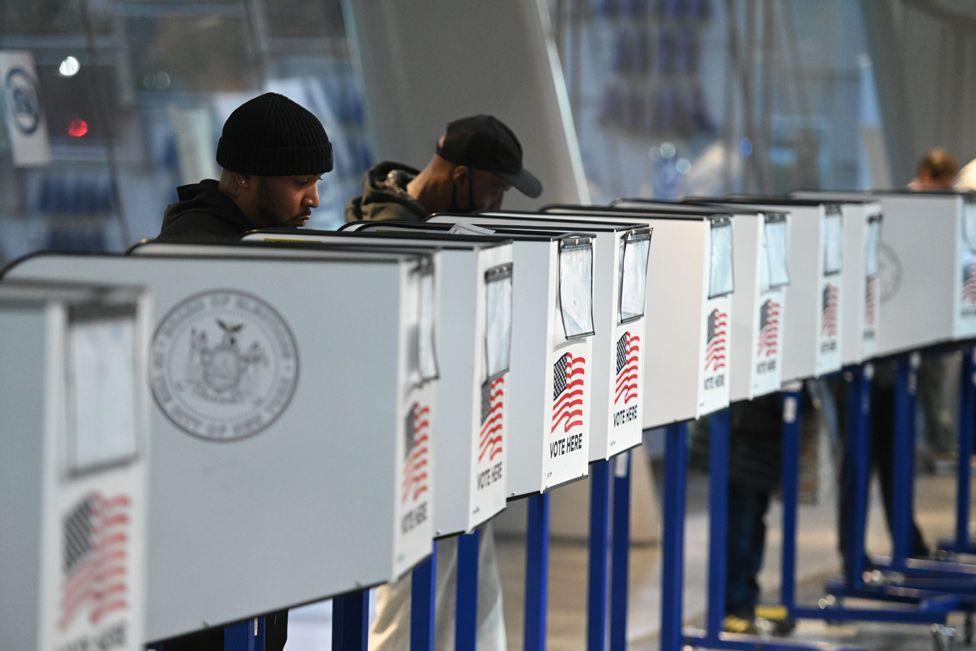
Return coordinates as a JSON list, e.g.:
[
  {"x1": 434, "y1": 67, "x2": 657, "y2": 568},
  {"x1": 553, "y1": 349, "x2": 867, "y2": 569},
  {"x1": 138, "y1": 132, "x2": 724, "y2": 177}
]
[
  {"x1": 794, "y1": 191, "x2": 976, "y2": 356},
  {"x1": 616, "y1": 200, "x2": 789, "y2": 401},
  {"x1": 786, "y1": 194, "x2": 882, "y2": 363},
  {"x1": 345, "y1": 221, "x2": 596, "y2": 496},
  {"x1": 0, "y1": 282, "x2": 150, "y2": 651},
  {"x1": 542, "y1": 206, "x2": 733, "y2": 426},
  {"x1": 695, "y1": 199, "x2": 844, "y2": 381},
  {"x1": 4, "y1": 249, "x2": 436, "y2": 643},
  {"x1": 241, "y1": 230, "x2": 512, "y2": 537},
  {"x1": 428, "y1": 212, "x2": 651, "y2": 461}
]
